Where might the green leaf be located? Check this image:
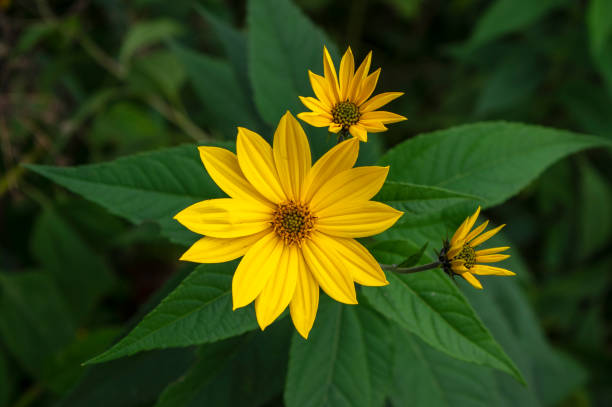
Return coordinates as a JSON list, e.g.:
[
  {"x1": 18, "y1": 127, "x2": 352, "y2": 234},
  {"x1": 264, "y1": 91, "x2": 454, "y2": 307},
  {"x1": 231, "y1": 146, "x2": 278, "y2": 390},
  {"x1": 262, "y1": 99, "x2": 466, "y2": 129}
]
[
  {"x1": 0, "y1": 271, "x2": 76, "y2": 377},
  {"x1": 86, "y1": 262, "x2": 257, "y2": 365},
  {"x1": 247, "y1": 0, "x2": 337, "y2": 125},
  {"x1": 132, "y1": 50, "x2": 186, "y2": 103},
  {"x1": 465, "y1": 0, "x2": 566, "y2": 50},
  {"x1": 381, "y1": 122, "x2": 611, "y2": 208},
  {"x1": 30, "y1": 209, "x2": 115, "y2": 321},
  {"x1": 577, "y1": 161, "x2": 612, "y2": 260},
  {"x1": 397, "y1": 242, "x2": 428, "y2": 268},
  {"x1": 361, "y1": 268, "x2": 523, "y2": 383},
  {"x1": 388, "y1": 326, "x2": 502, "y2": 407},
  {"x1": 171, "y1": 43, "x2": 264, "y2": 137},
  {"x1": 195, "y1": 5, "x2": 250, "y2": 91},
  {"x1": 119, "y1": 19, "x2": 183, "y2": 64},
  {"x1": 376, "y1": 181, "x2": 481, "y2": 215},
  {"x1": 156, "y1": 321, "x2": 292, "y2": 407},
  {"x1": 355, "y1": 306, "x2": 393, "y2": 407},
  {"x1": 284, "y1": 299, "x2": 372, "y2": 407},
  {"x1": 27, "y1": 144, "x2": 226, "y2": 247},
  {"x1": 57, "y1": 348, "x2": 195, "y2": 407},
  {"x1": 587, "y1": 0, "x2": 612, "y2": 95}
]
